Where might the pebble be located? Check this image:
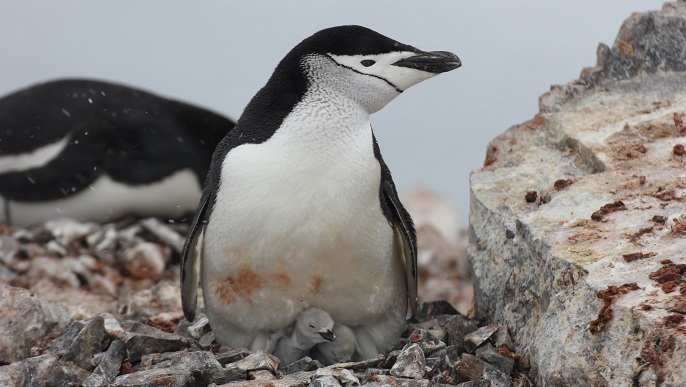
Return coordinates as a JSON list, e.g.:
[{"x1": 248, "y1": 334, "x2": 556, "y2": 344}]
[
  {"x1": 213, "y1": 347, "x2": 251, "y2": 366},
  {"x1": 48, "y1": 315, "x2": 107, "y2": 370},
  {"x1": 408, "y1": 328, "x2": 446, "y2": 356},
  {"x1": 226, "y1": 350, "x2": 280, "y2": 374},
  {"x1": 493, "y1": 326, "x2": 514, "y2": 351},
  {"x1": 483, "y1": 361, "x2": 513, "y2": 387},
  {"x1": 187, "y1": 315, "x2": 211, "y2": 339},
  {"x1": 463, "y1": 325, "x2": 498, "y2": 353},
  {"x1": 390, "y1": 343, "x2": 426, "y2": 379},
  {"x1": 111, "y1": 368, "x2": 193, "y2": 387},
  {"x1": 199, "y1": 330, "x2": 217, "y2": 349},
  {"x1": 0, "y1": 233, "x2": 18, "y2": 265},
  {"x1": 454, "y1": 353, "x2": 484, "y2": 383},
  {"x1": 82, "y1": 339, "x2": 127, "y2": 387},
  {"x1": 43, "y1": 218, "x2": 97, "y2": 246},
  {"x1": 122, "y1": 321, "x2": 189, "y2": 362},
  {"x1": 140, "y1": 217, "x2": 185, "y2": 254},
  {"x1": 121, "y1": 242, "x2": 168, "y2": 280},
  {"x1": 442, "y1": 314, "x2": 479, "y2": 352},
  {"x1": 310, "y1": 375, "x2": 341, "y2": 387},
  {"x1": 475, "y1": 343, "x2": 515, "y2": 375},
  {"x1": 283, "y1": 356, "x2": 322, "y2": 374}
]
